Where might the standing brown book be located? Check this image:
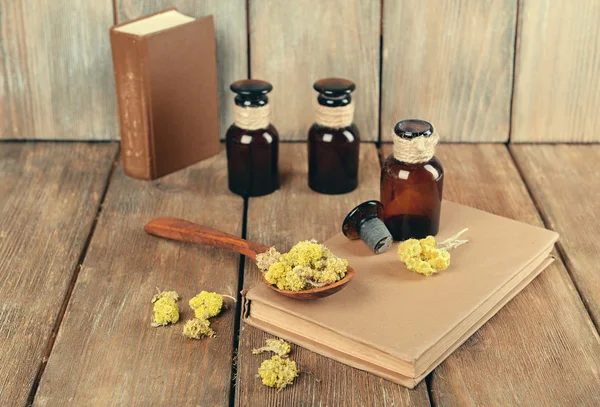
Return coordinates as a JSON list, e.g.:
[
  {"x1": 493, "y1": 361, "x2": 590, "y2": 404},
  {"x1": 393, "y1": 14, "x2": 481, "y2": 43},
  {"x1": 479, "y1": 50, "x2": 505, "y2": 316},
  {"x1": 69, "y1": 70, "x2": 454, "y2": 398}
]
[
  {"x1": 110, "y1": 9, "x2": 220, "y2": 180},
  {"x1": 242, "y1": 201, "x2": 559, "y2": 388}
]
